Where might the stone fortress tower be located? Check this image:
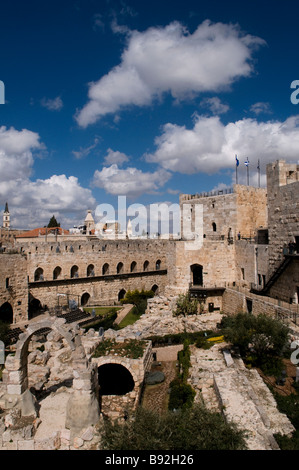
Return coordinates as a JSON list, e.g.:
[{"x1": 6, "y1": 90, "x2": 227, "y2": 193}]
[{"x1": 2, "y1": 202, "x2": 10, "y2": 229}]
